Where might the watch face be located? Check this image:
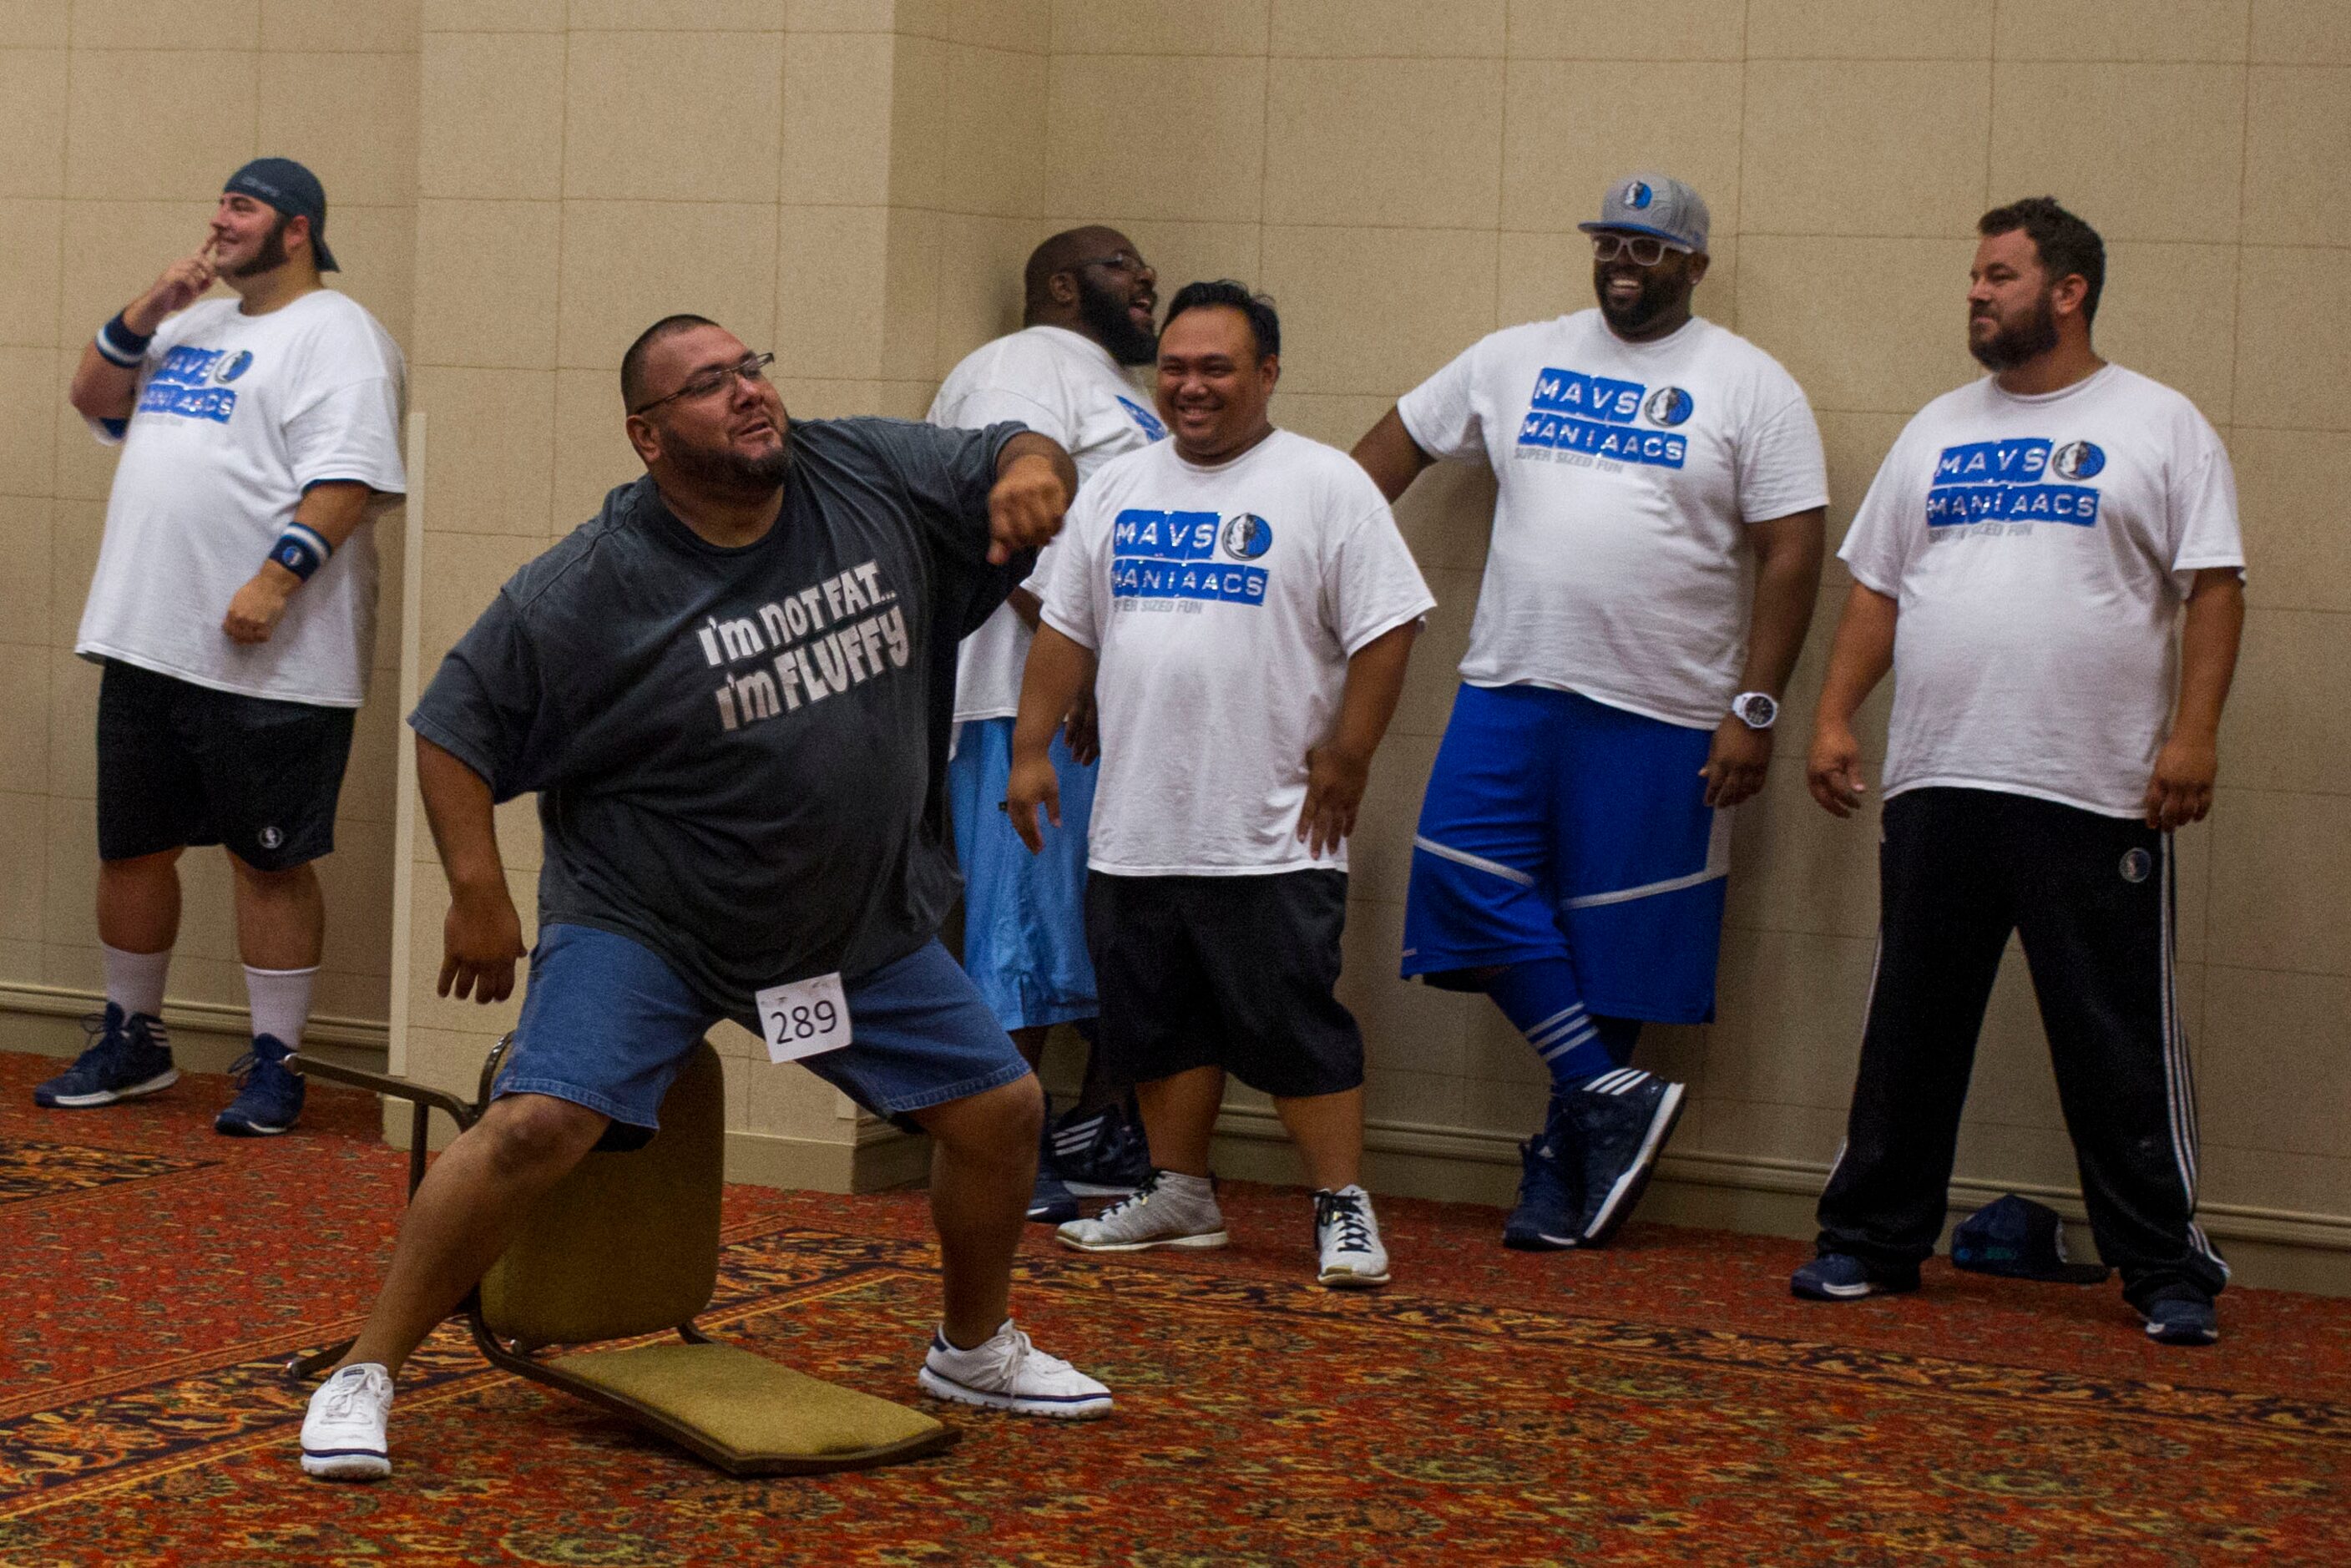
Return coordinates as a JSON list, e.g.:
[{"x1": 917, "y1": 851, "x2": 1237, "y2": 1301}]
[{"x1": 1736, "y1": 693, "x2": 1777, "y2": 728}]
